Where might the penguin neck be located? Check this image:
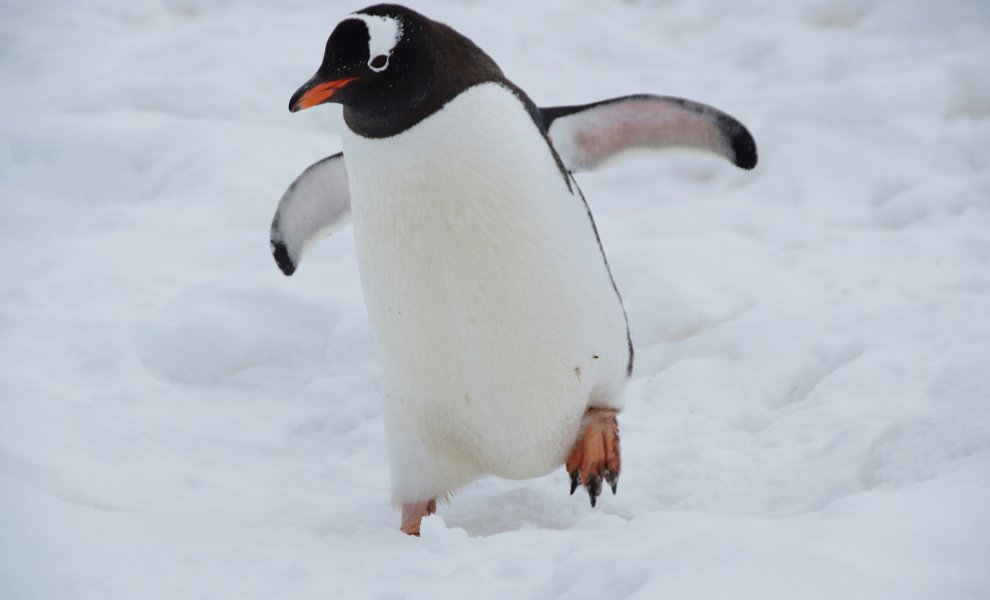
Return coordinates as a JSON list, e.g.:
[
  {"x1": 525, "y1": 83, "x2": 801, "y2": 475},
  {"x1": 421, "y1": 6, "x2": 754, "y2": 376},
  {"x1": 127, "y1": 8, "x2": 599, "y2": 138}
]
[{"x1": 342, "y1": 88, "x2": 437, "y2": 139}]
